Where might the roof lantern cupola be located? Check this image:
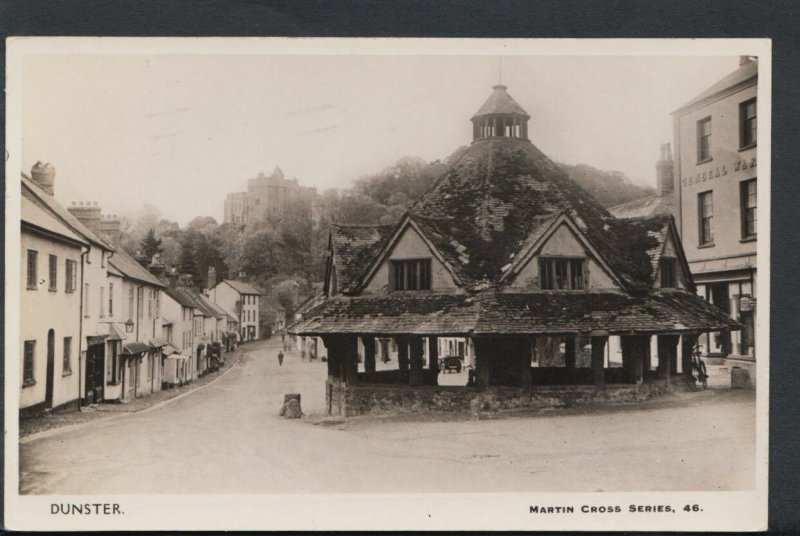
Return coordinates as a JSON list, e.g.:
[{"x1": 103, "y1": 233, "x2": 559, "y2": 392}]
[{"x1": 471, "y1": 84, "x2": 531, "y2": 142}]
